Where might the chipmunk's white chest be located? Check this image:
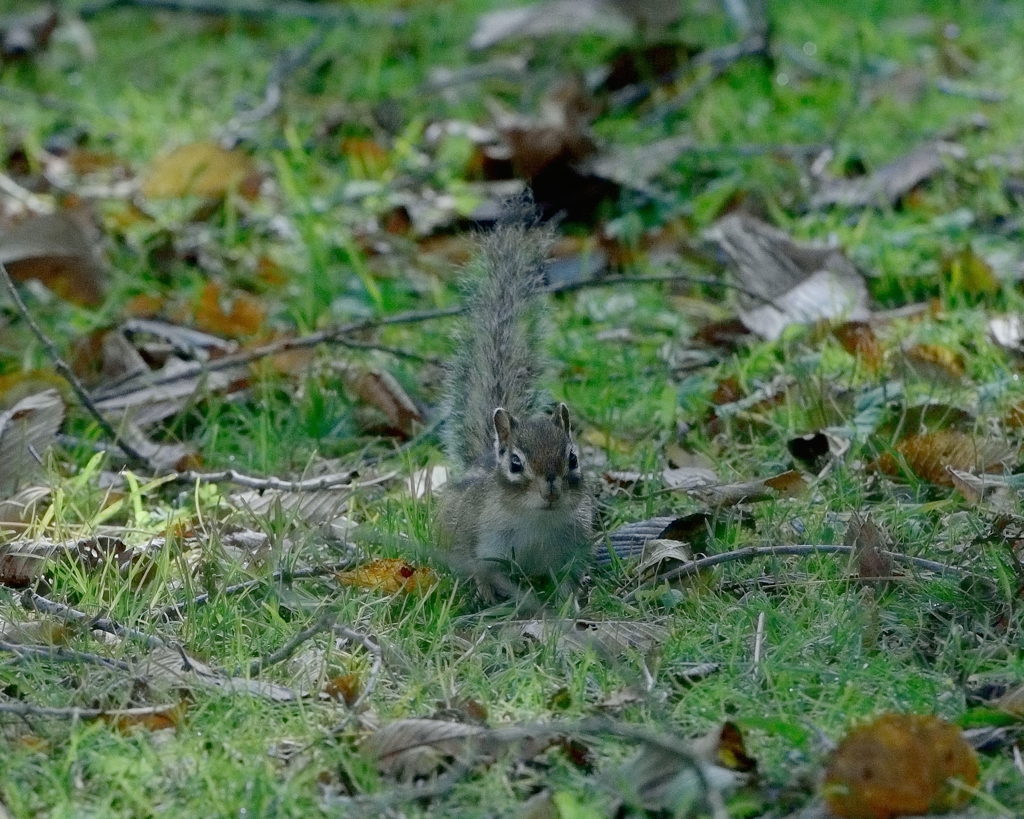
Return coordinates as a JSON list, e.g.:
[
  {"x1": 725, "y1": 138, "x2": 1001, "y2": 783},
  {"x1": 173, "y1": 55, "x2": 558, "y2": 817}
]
[{"x1": 476, "y1": 502, "x2": 590, "y2": 579}]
